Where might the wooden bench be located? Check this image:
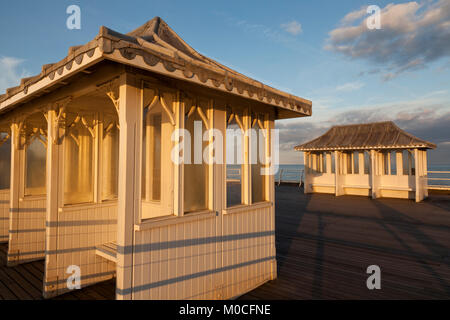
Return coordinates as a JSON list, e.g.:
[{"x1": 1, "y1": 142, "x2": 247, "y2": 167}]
[
  {"x1": 380, "y1": 186, "x2": 413, "y2": 191},
  {"x1": 310, "y1": 183, "x2": 335, "y2": 188},
  {"x1": 95, "y1": 241, "x2": 117, "y2": 263},
  {"x1": 343, "y1": 185, "x2": 371, "y2": 189}
]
